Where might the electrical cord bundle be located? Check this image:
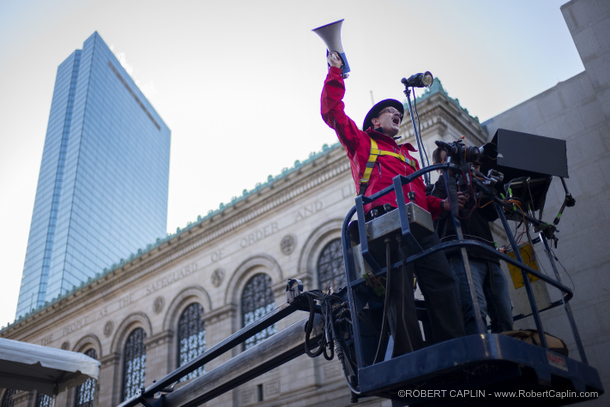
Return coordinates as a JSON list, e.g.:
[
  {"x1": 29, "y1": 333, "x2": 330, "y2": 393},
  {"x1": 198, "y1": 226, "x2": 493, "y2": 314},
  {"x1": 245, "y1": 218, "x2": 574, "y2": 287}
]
[
  {"x1": 303, "y1": 289, "x2": 342, "y2": 359},
  {"x1": 302, "y1": 289, "x2": 360, "y2": 394}
]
